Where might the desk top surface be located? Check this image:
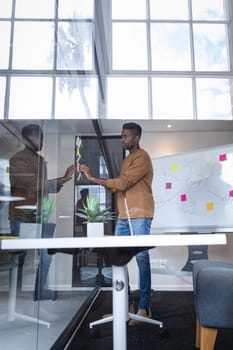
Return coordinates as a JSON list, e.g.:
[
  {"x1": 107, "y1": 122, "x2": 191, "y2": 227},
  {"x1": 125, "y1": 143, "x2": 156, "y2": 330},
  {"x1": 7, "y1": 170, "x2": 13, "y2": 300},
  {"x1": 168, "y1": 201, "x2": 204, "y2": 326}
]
[{"x1": 0, "y1": 233, "x2": 227, "y2": 250}]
